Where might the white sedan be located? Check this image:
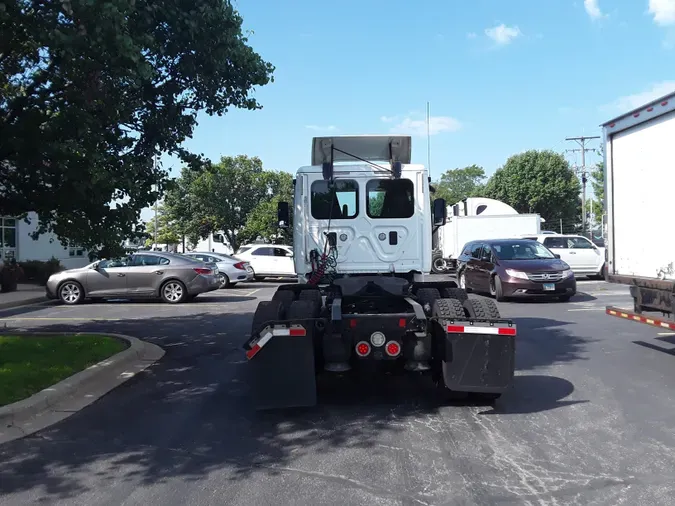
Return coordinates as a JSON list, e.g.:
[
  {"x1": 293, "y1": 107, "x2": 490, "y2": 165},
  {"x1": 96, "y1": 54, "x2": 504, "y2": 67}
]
[{"x1": 233, "y1": 244, "x2": 296, "y2": 280}]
